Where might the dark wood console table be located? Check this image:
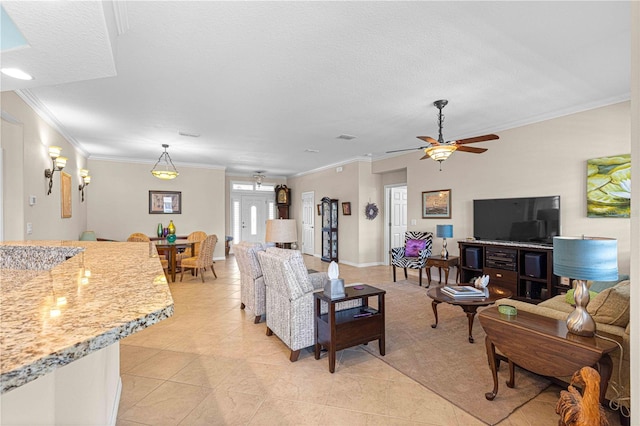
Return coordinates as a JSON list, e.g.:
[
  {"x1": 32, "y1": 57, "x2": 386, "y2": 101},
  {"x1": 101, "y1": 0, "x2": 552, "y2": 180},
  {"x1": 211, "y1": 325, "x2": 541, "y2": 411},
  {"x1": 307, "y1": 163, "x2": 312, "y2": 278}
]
[
  {"x1": 314, "y1": 285, "x2": 385, "y2": 373},
  {"x1": 478, "y1": 307, "x2": 619, "y2": 403}
]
